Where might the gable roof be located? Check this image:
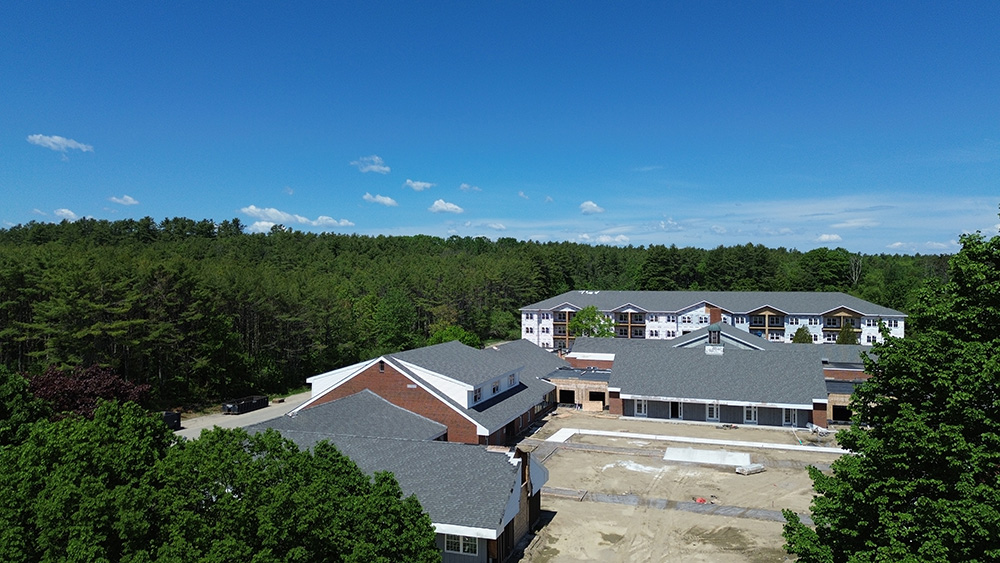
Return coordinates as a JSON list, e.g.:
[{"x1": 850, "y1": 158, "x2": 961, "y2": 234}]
[
  {"x1": 669, "y1": 322, "x2": 778, "y2": 350},
  {"x1": 298, "y1": 340, "x2": 562, "y2": 436},
  {"x1": 388, "y1": 340, "x2": 561, "y2": 433},
  {"x1": 521, "y1": 290, "x2": 905, "y2": 317},
  {"x1": 249, "y1": 428, "x2": 521, "y2": 537},
  {"x1": 244, "y1": 389, "x2": 447, "y2": 441},
  {"x1": 611, "y1": 346, "x2": 828, "y2": 407}
]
